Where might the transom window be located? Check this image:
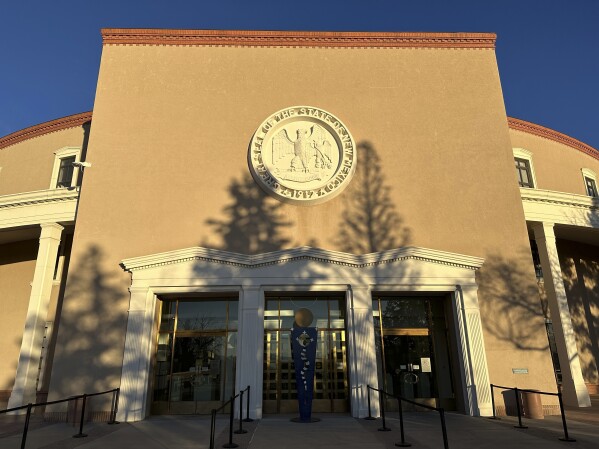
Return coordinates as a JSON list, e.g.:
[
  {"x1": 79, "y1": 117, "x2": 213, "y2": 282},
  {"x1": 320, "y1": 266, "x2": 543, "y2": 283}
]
[{"x1": 515, "y1": 158, "x2": 534, "y2": 188}]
